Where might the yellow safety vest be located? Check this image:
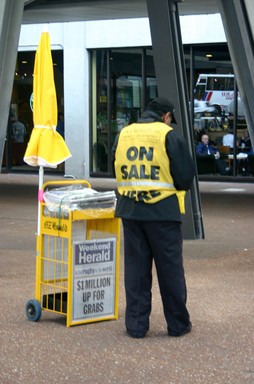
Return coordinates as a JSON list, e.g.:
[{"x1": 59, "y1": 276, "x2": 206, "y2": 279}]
[{"x1": 115, "y1": 122, "x2": 186, "y2": 213}]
